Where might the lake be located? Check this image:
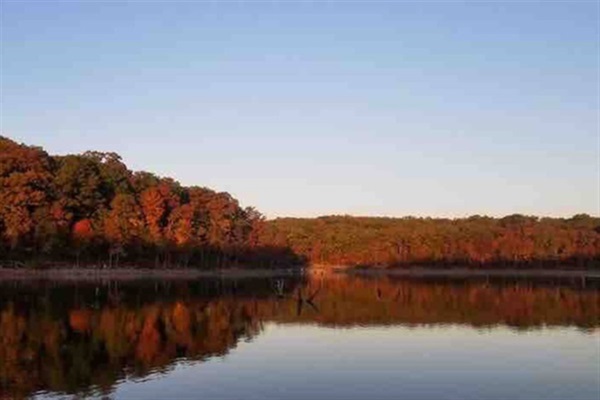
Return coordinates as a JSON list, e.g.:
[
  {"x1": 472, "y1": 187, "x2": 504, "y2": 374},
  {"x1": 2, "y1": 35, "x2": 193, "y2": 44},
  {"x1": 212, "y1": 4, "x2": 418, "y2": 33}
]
[{"x1": 1, "y1": 273, "x2": 598, "y2": 399}]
